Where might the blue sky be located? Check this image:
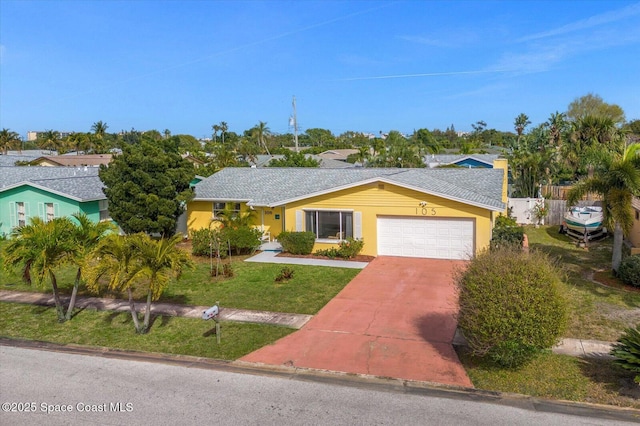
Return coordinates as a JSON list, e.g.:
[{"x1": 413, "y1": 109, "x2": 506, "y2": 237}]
[{"x1": 1, "y1": 1, "x2": 639, "y2": 140}]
